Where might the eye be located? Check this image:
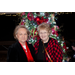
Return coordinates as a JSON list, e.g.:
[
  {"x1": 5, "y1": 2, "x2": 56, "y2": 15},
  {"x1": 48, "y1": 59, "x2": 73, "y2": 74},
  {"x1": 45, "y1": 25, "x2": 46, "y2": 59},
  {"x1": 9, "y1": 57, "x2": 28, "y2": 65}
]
[
  {"x1": 20, "y1": 34, "x2": 22, "y2": 35},
  {"x1": 44, "y1": 32, "x2": 48, "y2": 34},
  {"x1": 24, "y1": 33, "x2": 27, "y2": 35}
]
